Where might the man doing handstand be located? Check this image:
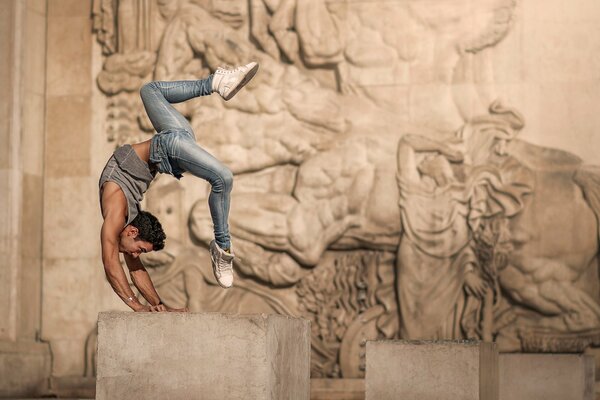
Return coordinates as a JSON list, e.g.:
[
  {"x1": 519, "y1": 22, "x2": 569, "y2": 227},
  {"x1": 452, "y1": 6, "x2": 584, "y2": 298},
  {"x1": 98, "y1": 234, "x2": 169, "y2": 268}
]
[{"x1": 99, "y1": 62, "x2": 258, "y2": 312}]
